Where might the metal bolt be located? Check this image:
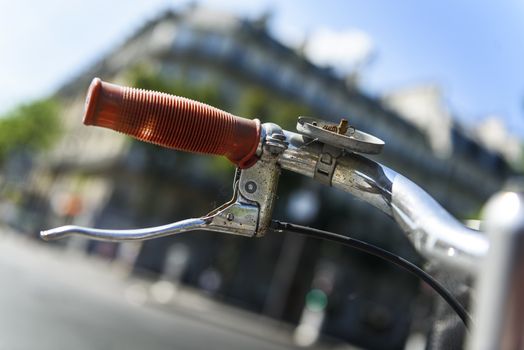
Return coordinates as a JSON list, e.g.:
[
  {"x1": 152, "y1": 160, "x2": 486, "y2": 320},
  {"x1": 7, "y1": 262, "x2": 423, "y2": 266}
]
[
  {"x1": 245, "y1": 181, "x2": 257, "y2": 194},
  {"x1": 226, "y1": 213, "x2": 234, "y2": 221}
]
